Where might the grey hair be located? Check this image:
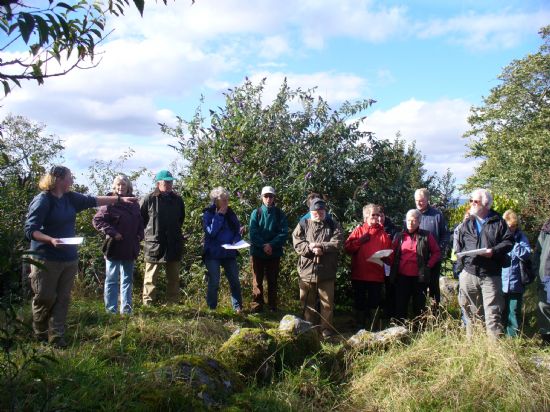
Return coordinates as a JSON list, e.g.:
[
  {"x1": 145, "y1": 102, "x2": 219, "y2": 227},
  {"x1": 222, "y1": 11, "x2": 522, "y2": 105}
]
[
  {"x1": 112, "y1": 174, "x2": 133, "y2": 195},
  {"x1": 362, "y1": 203, "x2": 381, "y2": 221},
  {"x1": 471, "y1": 188, "x2": 493, "y2": 209},
  {"x1": 406, "y1": 209, "x2": 422, "y2": 221},
  {"x1": 210, "y1": 186, "x2": 230, "y2": 202},
  {"x1": 414, "y1": 188, "x2": 430, "y2": 200}
]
